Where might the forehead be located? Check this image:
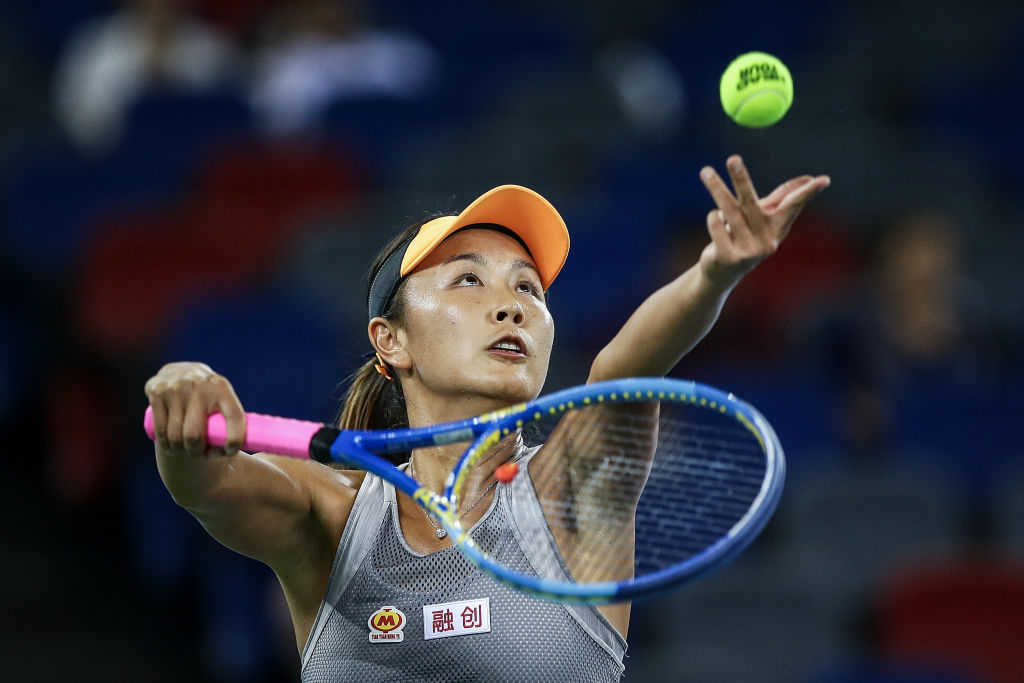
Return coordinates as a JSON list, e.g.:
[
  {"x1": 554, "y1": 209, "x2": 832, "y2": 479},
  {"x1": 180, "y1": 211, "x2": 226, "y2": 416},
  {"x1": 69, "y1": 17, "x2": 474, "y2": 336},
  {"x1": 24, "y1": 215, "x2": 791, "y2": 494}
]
[{"x1": 413, "y1": 228, "x2": 536, "y2": 272}]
